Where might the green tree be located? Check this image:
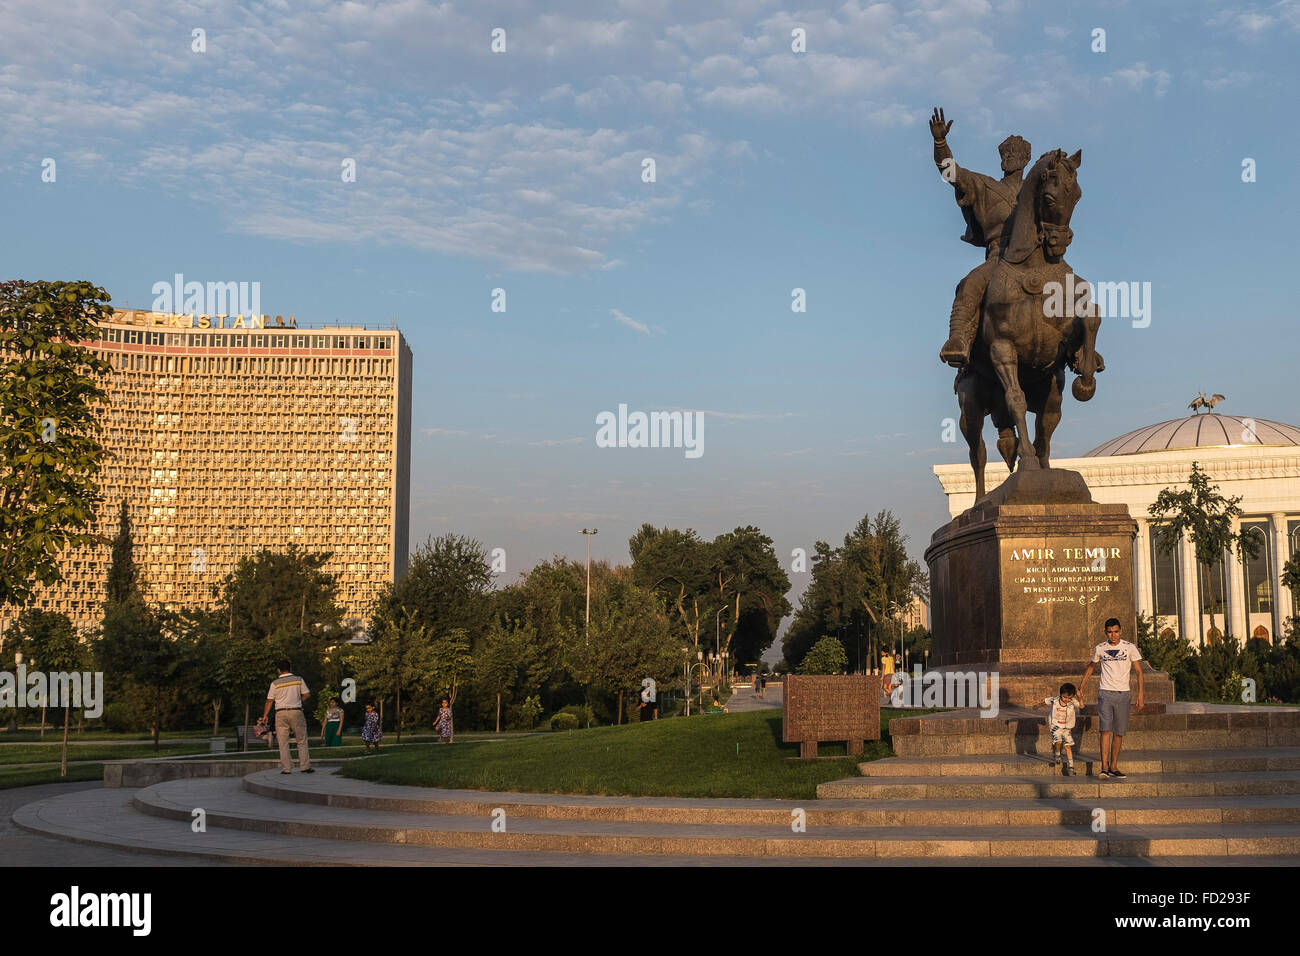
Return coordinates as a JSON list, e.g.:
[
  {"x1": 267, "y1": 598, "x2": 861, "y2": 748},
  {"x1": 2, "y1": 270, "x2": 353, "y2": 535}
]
[
  {"x1": 782, "y1": 512, "x2": 928, "y2": 671},
  {"x1": 97, "y1": 603, "x2": 185, "y2": 751},
  {"x1": 0, "y1": 280, "x2": 114, "y2": 607},
  {"x1": 94, "y1": 500, "x2": 186, "y2": 751},
  {"x1": 11, "y1": 609, "x2": 84, "y2": 771},
  {"x1": 799, "y1": 635, "x2": 849, "y2": 675},
  {"x1": 372, "y1": 534, "x2": 493, "y2": 648},
  {"x1": 427, "y1": 627, "x2": 474, "y2": 723},
  {"x1": 629, "y1": 524, "x2": 713, "y2": 652},
  {"x1": 566, "y1": 572, "x2": 679, "y2": 723},
  {"x1": 105, "y1": 498, "x2": 140, "y2": 607},
  {"x1": 349, "y1": 606, "x2": 436, "y2": 743},
  {"x1": 216, "y1": 546, "x2": 346, "y2": 693},
  {"x1": 1283, "y1": 555, "x2": 1300, "y2": 637},
  {"x1": 474, "y1": 618, "x2": 541, "y2": 732},
  {"x1": 708, "y1": 525, "x2": 792, "y2": 664},
  {"x1": 217, "y1": 636, "x2": 279, "y2": 751},
  {"x1": 1148, "y1": 462, "x2": 1260, "y2": 638}
]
